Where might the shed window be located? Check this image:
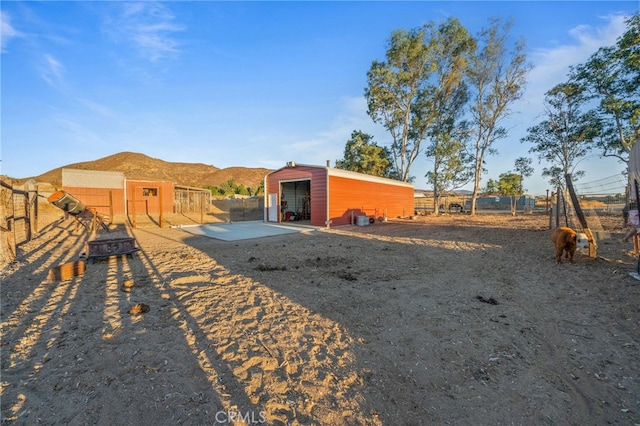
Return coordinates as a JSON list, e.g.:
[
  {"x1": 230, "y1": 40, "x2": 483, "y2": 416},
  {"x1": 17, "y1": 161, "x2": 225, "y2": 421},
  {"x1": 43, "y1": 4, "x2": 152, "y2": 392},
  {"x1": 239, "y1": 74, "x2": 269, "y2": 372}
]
[{"x1": 142, "y1": 187, "x2": 158, "y2": 197}]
